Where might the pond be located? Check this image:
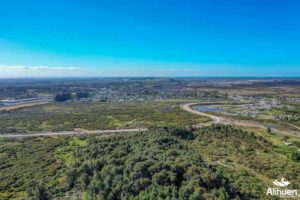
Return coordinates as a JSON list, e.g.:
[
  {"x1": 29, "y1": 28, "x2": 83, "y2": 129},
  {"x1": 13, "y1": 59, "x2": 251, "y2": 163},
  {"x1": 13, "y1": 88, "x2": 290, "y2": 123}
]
[{"x1": 193, "y1": 105, "x2": 224, "y2": 113}]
